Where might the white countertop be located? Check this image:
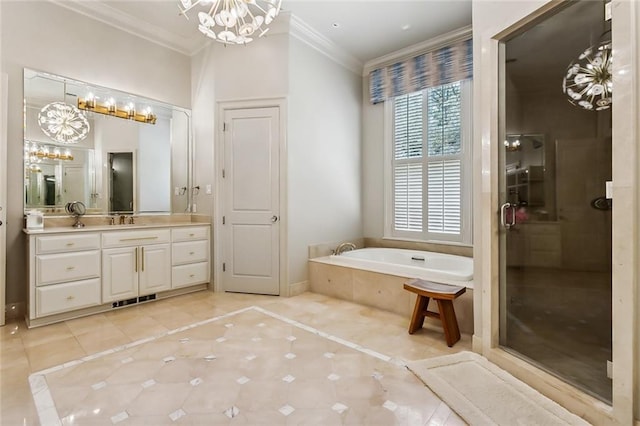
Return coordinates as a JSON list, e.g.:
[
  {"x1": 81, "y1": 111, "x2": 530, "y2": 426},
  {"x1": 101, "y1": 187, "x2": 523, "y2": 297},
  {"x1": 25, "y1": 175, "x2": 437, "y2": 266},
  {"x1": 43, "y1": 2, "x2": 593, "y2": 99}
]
[{"x1": 23, "y1": 222, "x2": 210, "y2": 235}]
